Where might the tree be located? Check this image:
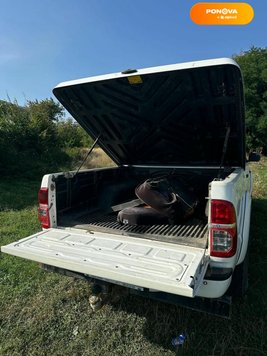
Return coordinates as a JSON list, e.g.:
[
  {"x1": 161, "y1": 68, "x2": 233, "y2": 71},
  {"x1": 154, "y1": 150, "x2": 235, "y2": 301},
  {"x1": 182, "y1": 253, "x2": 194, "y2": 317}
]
[
  {"x1": 57, "y1": 118, "x2": 84, "y2": 148},
  {"x1": 26, "y1": 98, "x2": 65, "y2": 154},
  {"x1": 0, "y1": 100, "x2": 29, "y2": 169},
  {"x1": 233, "y1": 47, "x2": 267, "y2": 152},
  {"x1": 0, "y1": 98, "x2": 69, "y2": 176}
]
